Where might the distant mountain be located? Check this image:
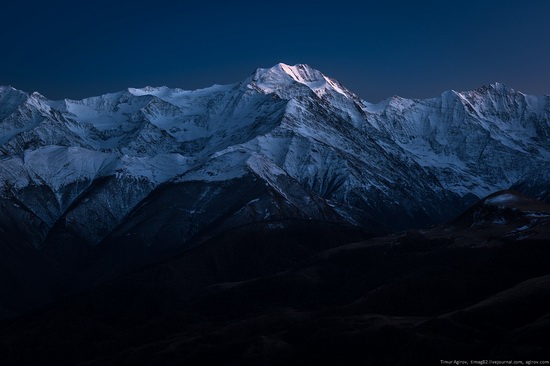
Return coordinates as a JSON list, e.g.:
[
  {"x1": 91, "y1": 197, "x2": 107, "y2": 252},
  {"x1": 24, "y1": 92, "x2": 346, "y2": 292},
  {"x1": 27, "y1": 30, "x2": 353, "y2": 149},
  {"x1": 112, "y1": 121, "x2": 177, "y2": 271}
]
[
  {"x1": 1, "y1": 64, "x2": 549, "y2": 247},
  {"x1": 1, "y1": 63, "x2": 550, "y2": 318}
]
